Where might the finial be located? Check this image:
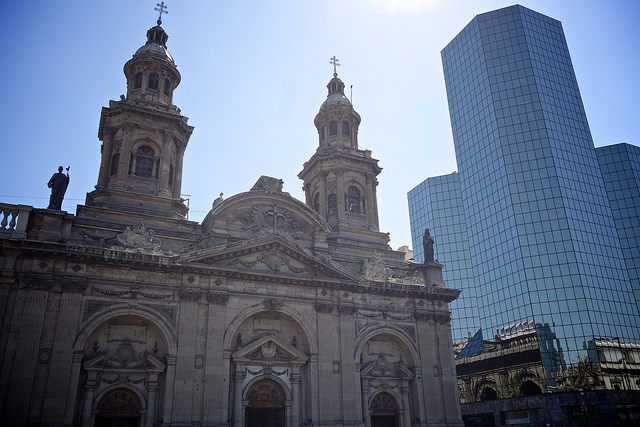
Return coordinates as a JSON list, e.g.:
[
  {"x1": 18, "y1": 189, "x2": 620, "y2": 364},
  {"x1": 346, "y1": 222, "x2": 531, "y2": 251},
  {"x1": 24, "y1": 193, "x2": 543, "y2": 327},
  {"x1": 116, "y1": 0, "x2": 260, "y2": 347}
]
[
  {"x1": 329, "y1": 56, "x2": 340, "y2": 77},
  {"x1": 155, "y1": 2, "x2": 168, "y2": 25}
]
